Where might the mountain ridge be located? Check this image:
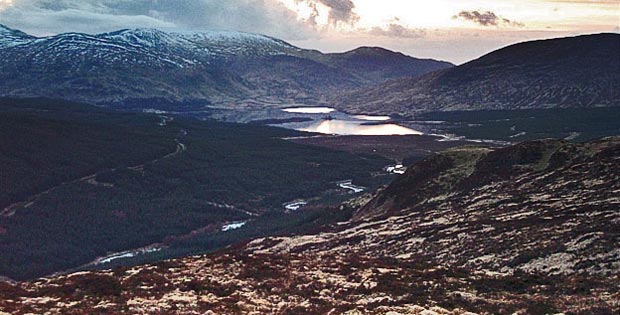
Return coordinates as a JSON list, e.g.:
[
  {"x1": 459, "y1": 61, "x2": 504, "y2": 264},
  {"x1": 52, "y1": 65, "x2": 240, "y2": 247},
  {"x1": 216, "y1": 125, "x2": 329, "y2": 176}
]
[
  {"x1": 334, "y1": 33, "x2": 620, "y2": 115},
  {"x1": 0, "y1": 24, "x2": 452, "y2": 110},
  {"x1": 0, "y1": 24, "x2": 35, "y2": 48}
]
